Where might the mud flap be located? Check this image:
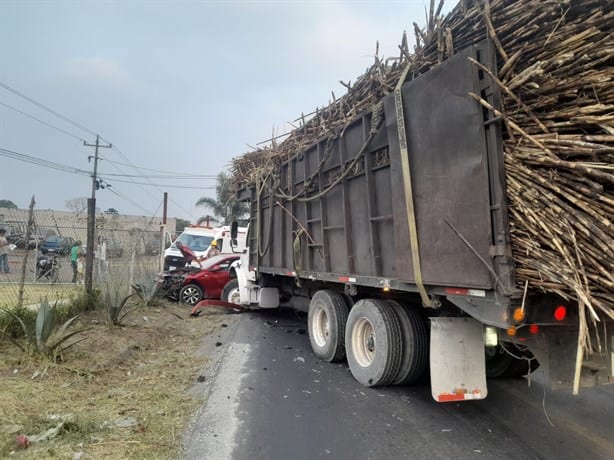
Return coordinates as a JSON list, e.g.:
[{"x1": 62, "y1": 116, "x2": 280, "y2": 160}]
[{"x1": 430, "y1": 317, "x2": 487, "y2": 402}]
